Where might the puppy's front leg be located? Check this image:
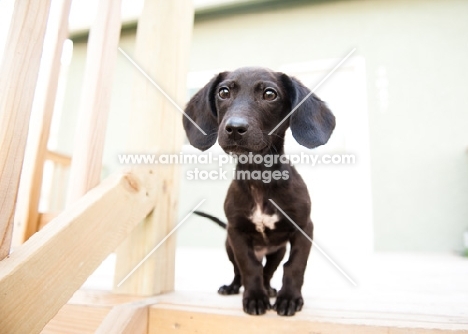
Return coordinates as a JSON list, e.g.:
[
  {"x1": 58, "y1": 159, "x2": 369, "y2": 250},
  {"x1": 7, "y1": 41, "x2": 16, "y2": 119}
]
[
  {"x1": 227, "y1": 226, "x2": 271, "y2": 315},
  {"x1": 274, "y1": 220, "x2": 313, "y2": 316}
]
